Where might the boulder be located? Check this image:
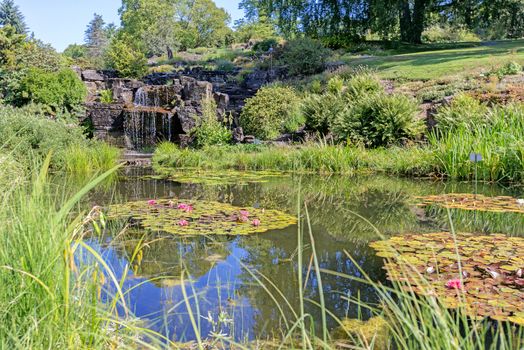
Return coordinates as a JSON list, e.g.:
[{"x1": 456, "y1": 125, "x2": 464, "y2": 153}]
[
  {"x1": 82, "y1": 69, "x2": 106, "y2": 82},
  {"x1": 232, "y1": 127, "x2": 244, "y2": 143}
]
